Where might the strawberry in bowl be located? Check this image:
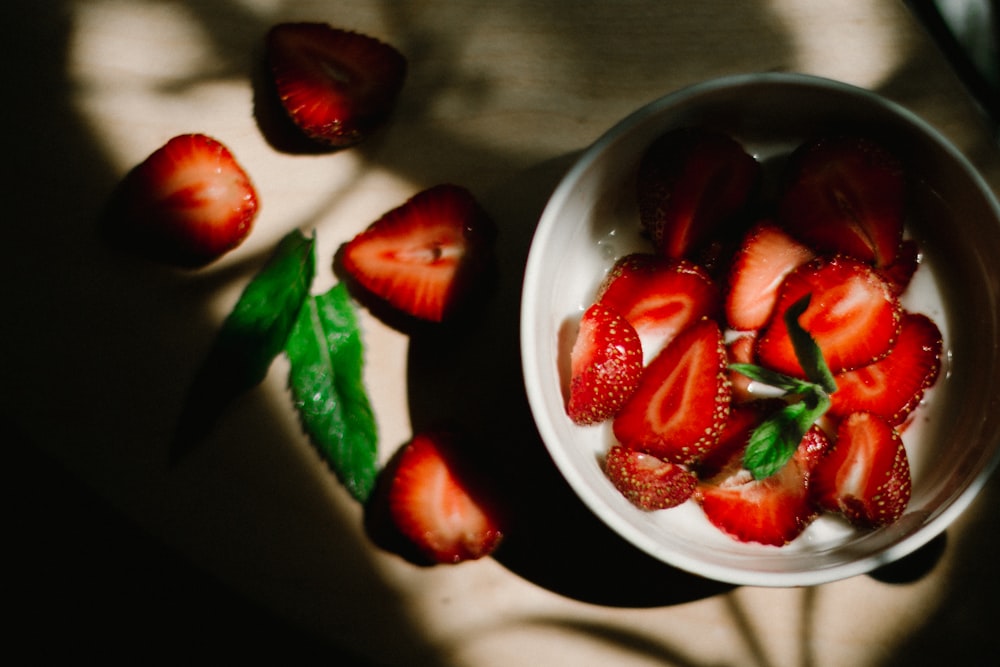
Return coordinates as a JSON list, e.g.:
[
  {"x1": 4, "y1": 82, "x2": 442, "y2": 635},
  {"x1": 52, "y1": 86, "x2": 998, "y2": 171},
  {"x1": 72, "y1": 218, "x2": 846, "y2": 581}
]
[{"x1": 521, "y1": 73, "x2": 1000, "y2": 586}]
